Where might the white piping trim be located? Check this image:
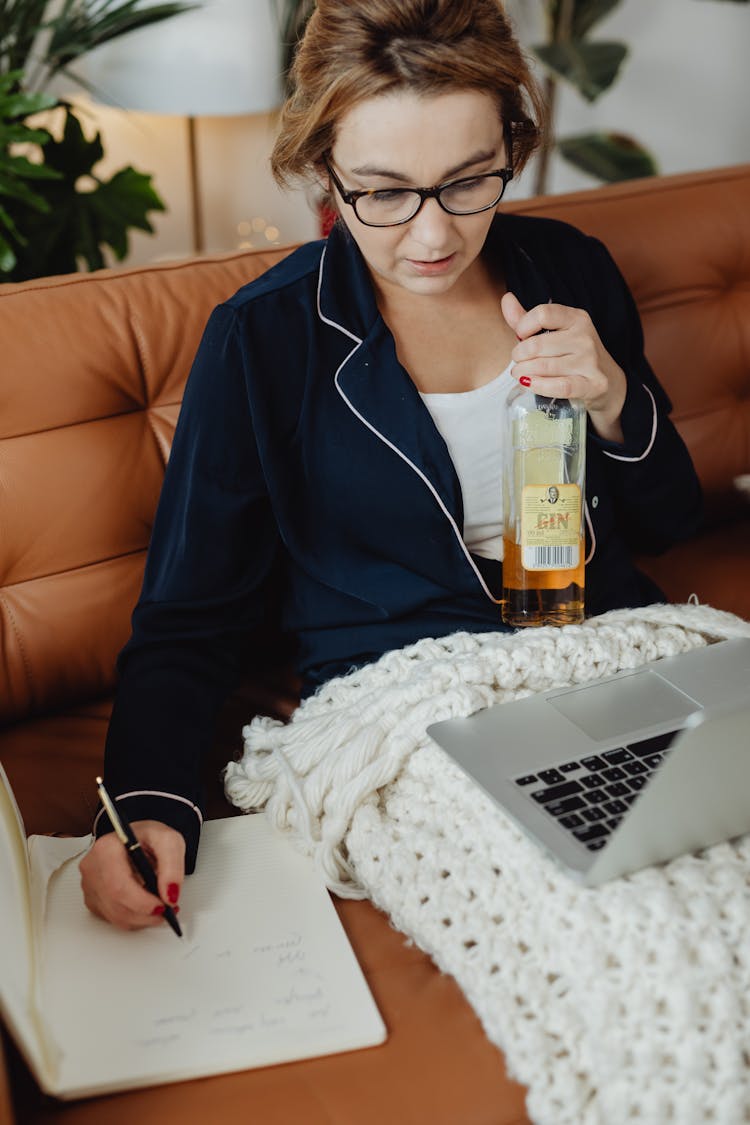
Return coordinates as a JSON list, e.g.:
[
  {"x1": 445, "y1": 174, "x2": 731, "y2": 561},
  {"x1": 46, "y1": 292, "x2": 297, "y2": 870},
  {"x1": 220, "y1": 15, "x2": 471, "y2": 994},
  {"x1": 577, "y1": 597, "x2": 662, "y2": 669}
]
[
  {"x1": 603, "y1": 383, "x2": 658, "y2": 462},
  {"x1": 316, "y1": 245, "x2": 361, "y2": 344},
  {"x1": 93, "y1": 790, "x2": 203, "y2": 835},
  {"x1": 336, "y1": 373, "x2": 503, "y2": 605},
  {"x1": 316, "y1": 251, "x2": 502, "y2": 605},
  {"x1": 584, "y1": 499, "x2": 596, "y2": 565}
]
